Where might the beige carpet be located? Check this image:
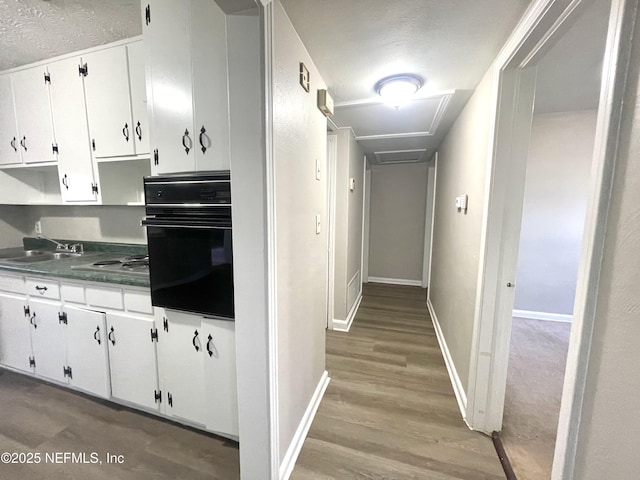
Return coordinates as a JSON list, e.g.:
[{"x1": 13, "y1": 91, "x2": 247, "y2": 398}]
[{"x1": 501, "y1": 316, "x2": 571, "y2": 480}]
